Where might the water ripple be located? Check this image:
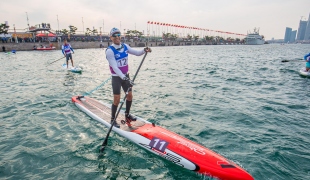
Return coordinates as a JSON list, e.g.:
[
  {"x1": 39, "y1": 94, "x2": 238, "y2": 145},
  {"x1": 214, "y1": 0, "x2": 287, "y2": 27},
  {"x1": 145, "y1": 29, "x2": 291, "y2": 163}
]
[{"x1": 1, "y1": 45, "x2": 310, "y2": 179}]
